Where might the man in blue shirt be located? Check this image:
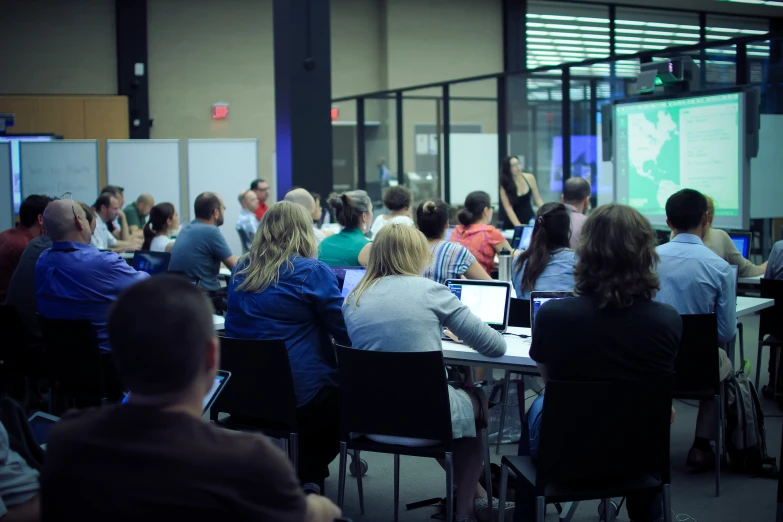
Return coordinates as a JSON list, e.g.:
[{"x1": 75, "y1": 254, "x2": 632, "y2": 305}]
[
  {"x1": 35, "y1": 200, "x2": 150, "y2": 352},
  {"x1": 655, "y1": 189, "x2": 735, "y2": 470}
]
